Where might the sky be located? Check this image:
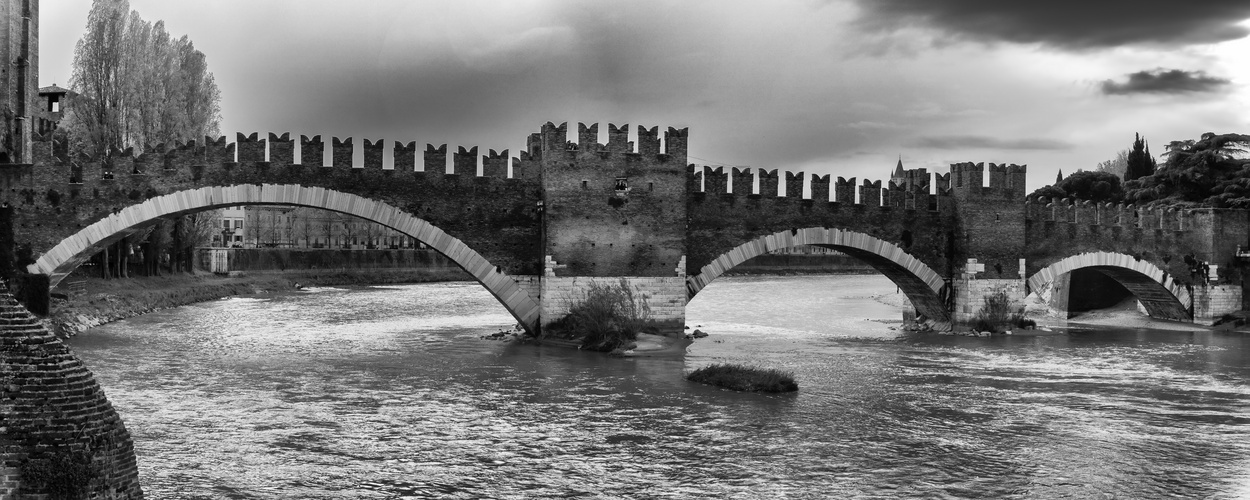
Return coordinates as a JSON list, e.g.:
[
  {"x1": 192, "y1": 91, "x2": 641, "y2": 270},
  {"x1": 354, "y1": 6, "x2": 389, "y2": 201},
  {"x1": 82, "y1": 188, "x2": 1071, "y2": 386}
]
[{"x1": 37, "y1": 0, "x2": 1250, "y2": 192}]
